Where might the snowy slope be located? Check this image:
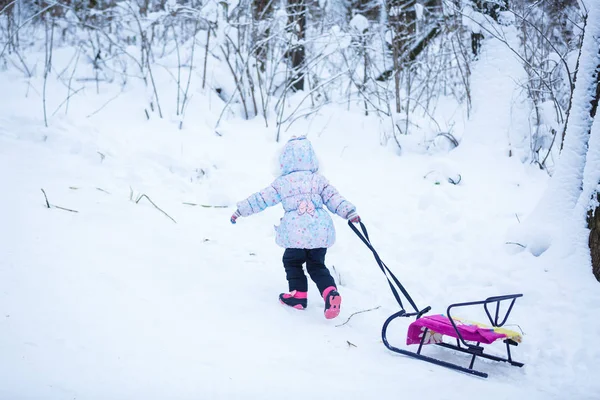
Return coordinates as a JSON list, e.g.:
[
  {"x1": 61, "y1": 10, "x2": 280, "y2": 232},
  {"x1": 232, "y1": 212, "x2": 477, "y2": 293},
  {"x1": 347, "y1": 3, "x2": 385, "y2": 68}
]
[{"x1": 1, "y1": 25, "x2": 600, "y2": 400}]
